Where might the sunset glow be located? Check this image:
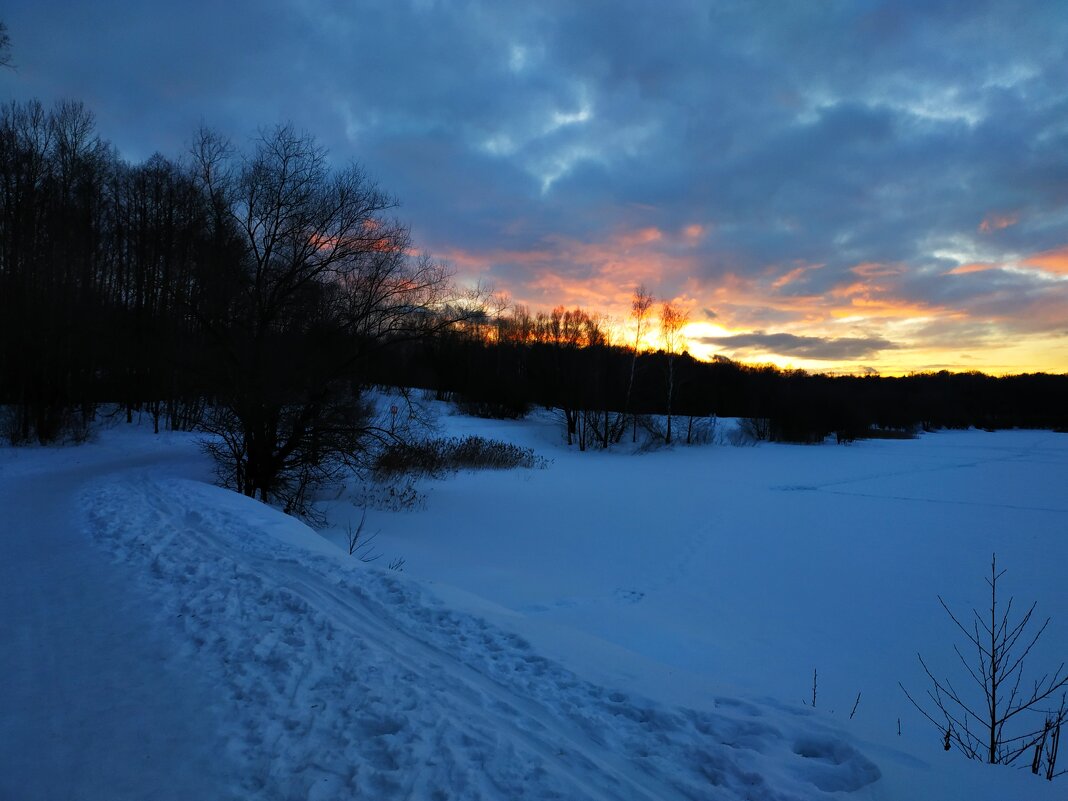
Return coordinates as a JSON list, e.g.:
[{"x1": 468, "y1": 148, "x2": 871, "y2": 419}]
[{"x1": 450, "y1": 223, "x2": 1068, "y2": 375}]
